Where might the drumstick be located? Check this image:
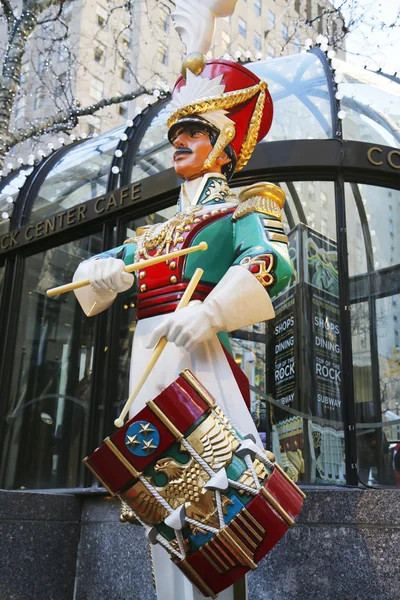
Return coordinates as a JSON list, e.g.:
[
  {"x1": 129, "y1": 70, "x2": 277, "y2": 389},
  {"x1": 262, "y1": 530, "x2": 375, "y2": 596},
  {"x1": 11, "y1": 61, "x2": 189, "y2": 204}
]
[
  {"x1": 114, "y1": 267, "x2": 204, "y2": 428},
  {"x1": 46, "y1": 242, "x2": 208, "y2": 297}
]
